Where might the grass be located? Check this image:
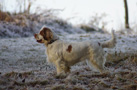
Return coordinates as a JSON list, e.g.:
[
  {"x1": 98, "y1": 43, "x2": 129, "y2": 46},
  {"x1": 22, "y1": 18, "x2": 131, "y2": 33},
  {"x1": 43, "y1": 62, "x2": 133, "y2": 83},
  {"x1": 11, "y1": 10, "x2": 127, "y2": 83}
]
[
  {"x1": 4, "y1": 71, "x2": 32, "y2": 77},
  {"x1": 0, "y1": 59, "x2": 137, "y2": 90},
  {"x1": 13, "y1": 80, "x2": 49, "y2": 86},
  {"x1": 0, "y1": 30, "x2": 137, "y2": 90},
  {"x1": 51, "y1": 85, "x2": 66, "y2": 90}
]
